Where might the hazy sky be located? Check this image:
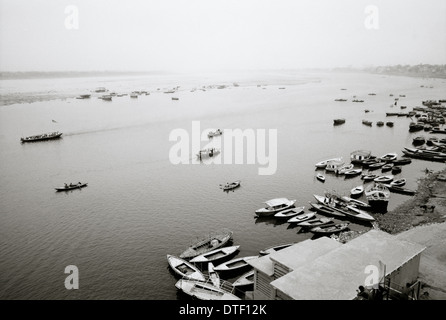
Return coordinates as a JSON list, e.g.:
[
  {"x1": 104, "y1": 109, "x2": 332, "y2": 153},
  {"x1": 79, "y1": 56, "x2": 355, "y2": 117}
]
[{"x1": 1, "y1": 0, "x2": 445, "y2": 72}]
